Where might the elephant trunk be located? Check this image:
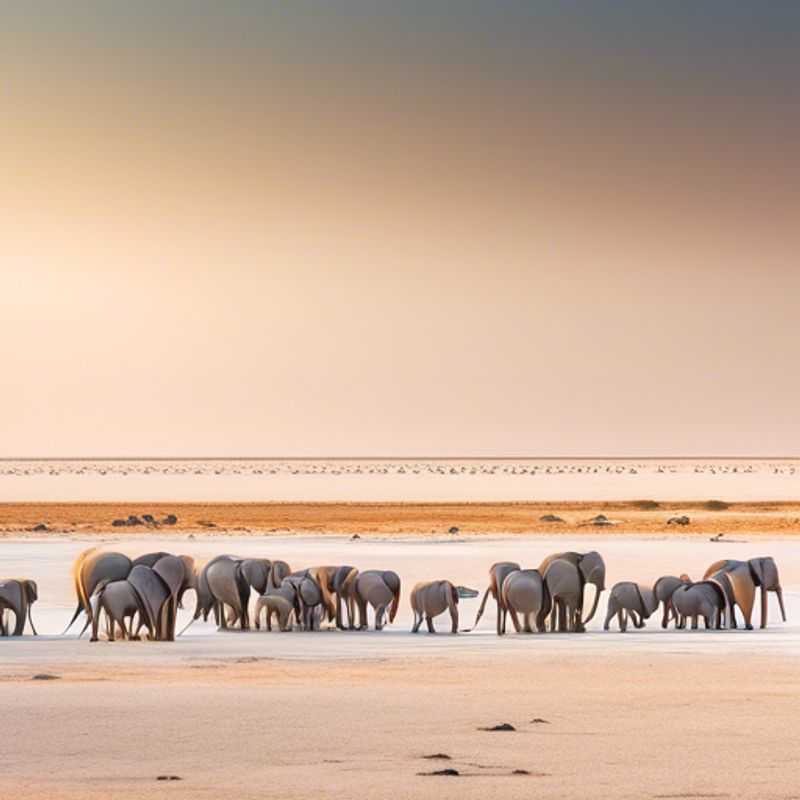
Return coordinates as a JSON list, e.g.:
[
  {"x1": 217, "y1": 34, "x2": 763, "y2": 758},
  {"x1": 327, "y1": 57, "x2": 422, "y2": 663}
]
[
  {"x1": 27, "y1": 605, "x2": 38, "y2": 636},
  {"x1": 581, "y1": 584, "x2": 602, "y2": 626}
]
